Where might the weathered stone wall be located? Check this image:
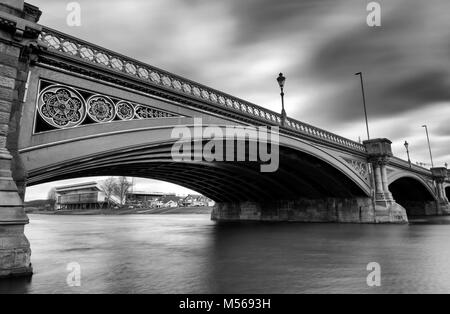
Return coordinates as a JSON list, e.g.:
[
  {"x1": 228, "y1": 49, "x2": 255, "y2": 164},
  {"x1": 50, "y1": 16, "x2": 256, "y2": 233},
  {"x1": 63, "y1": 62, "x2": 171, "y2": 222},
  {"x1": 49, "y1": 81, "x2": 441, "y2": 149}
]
[
  {"x1": 0, "y1": 40, "x2": 33, "y2": 277},
  {"x1": 0, "y1": 1, "x2": 41, "y2": 278},
  {"x1": 5, "y1": 53, "x2": 29, "y2": 199}
]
